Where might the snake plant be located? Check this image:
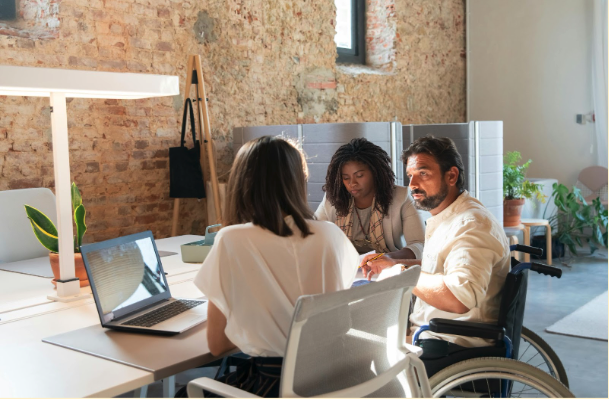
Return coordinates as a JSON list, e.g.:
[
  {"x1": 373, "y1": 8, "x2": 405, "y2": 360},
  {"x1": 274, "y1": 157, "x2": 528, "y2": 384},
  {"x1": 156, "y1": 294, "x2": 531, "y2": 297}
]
[{"x1": 24, "y1": 183, "x2": 87, "y2": 253}]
